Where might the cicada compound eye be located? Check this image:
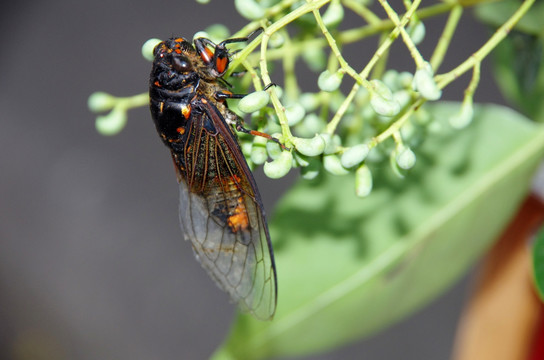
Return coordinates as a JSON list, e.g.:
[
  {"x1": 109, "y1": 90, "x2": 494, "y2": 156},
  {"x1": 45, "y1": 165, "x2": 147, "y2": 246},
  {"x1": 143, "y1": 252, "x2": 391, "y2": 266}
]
[{"x1": 172, "y1": 56, "x2": 192, "y2": 73}]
